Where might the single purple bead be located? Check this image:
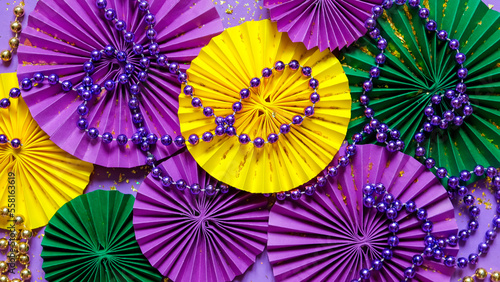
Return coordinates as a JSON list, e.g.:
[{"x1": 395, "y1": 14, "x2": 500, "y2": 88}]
[
  {"x1": 250, "y1": 77, "x2": 260, "y2": 88},
  {"x1": 188, "y1": 134, "x2": 199, "y2": 145},
  {"x1": 190, "y1": 183, "x2": 201, "y2": 195},
  {"x1": 304, "y1": 106, "x2": 314, "y2": 117},
  {"x1": 359, "y1": 268, "x2": 370, "y2": 280},
  {"x1": 369, "y1": 119, "x2": 380, "y2": 129},
  {"x1": 0, "y1": 99, "x2": 10, "y2": 109},
  {"x1": 253, "y1": 137, "x2": 265, "y2": 148},
  {"x1": 226, "y1": 115, "x2": 235, "y2": 125},
  {"x1": 463, "y1": 105, "x2": 473, "y2": 116},
  {"x1": 177, "y1": 72, "x2": 188, "y2": 84},
  {"x1": 408, "y1": 0, "x2": 419, "y2": 7},
  {"x1": 183, "y1": 85, "x2": 193, "y2": 96},
  {"x1": 346, "y1": 144, "x2": 357, "y2": 156},
  {"x1": 276, "y1": 192, "x2": 286, "y2": 201},
  {"x1": 362, "y1": 184, "x2": 374, "y2": 195},
  {"x1": 369, "y1": 67, "x2": 381, "y2": 79},
  {"x1": 486, "y1": 229, "x2": 497, "y2": 241},
  {"x1": 328, "y1": 166, "x2": 338, "y2": 177},
  {"x1": 377, "y1": 38, "x2": 388, "y2": 50},
  {"x1": 376, "y1": 132, "x2": 387, "y2": 143},
  {"x1": 436, "y1": 167, "x2": 447, "y2": 178},
  {"x1": 412, "y1": 255, "x2": 424, "y2": 266},
  {"x1": 456, "y1": 82, "x2": 466, "y2": 94},
  {"x1": 238, "y1": 134, "x2": 250, "y2": 145},
  {"x1": 132, "y1": 113, "x2": 144, "y2": 124},
  {"x1": 431, "y1": 94, "x2": 442, "y2": 104},
  {"x1": 493, "y1": 216, "x2": 500, "y2": 228},
  {"x1": 390, "y1": 130, "x2": 401, "y2": 140},
  {"x1": 132, "y1": 44, "x2": 143, "y2": 56},
  {"x1": 81, "y1": 91, "x2": 92, "y2": 101},
  {"x1": 205, "y1": 184, "x2": 216, "y2": 196},
  {"x1": 443, "y1": 110, "x2": 455, "y2": 122},
  {"x1": 421, "y1": 220, "x2": 433, "y2": 232},
  {"x1": 474, "y1": 165, "x2": 484, "y2": 176},
  {"x1": 0, "y1": 134, "x2": 8, "y2": 144},
  {"x1": 146, "y1": 28, "x2": 157, "y2": 40},
  {"x1": 232, "y1": 102, "x2": 242, "y2": 112},
  {"x1": 423, "y1": 122, "x2": 433, "y2": 132},
  {"x1": 444, "y1": 256, "x2": 456, "y2": 267},
  {"x1": 375, "y1": 53, "x2": 386, "y2": 64},
  {"x1": 280, "y1": 124, "x2": 290, "y2": 134},
  {"x1": 449, "y1": 39, "x2": 460, "y2": 50},
  {"x1": 103, "y1": 44, "x2": 115, "y2": 56},
  {"x1": 424, "y1": 106, "x2": 434, "y2": 117},
  {"x1": 416, "y1": 208, "x2": 427, "y2": 220},
  {"x1": 404, "y1": 267, "x2": 415, "y2": 279},
  {"x1": 102, "y1": 132, "x2": 113, "y2": 143},
  {"x1": 415, "y1": 146, "x2": 426, "y2": 157},
  {"x1": 118, "y1": 73, "x2": 128, "y2": 84},
  {"x1": 174, "y1": 136, "x2": 185, "y2": 147},
  {"x1": 369, "y1": 28, "x2": 380, "y2": 39},
  {"x1": 457, "y1": 257, "x2": 468, "y2": 268},
  {"x1": 469, "y1": 206, "x2": 481, "y2": 218},
  {"x1": 83, "y1": 61, "x2": 94, "y2": 73},
  {"x1": 426, "y1": 20, "x2": 437, "y2": 31},
  {"x1": 226, "y1": 126, "x2": 236, "y2": 136},
  {"x1": 104, "y1": 80, "x2": 115, "y2": 91},
  {"x1": 9, "y1": 87, "x2": 21, "y2": 98},
  {"x1": 424, "y1": 235, "x2": 436, "y2": 246},
  {"x1": 116, "y1": 134, "x2": 128, "y2": 146},
  {"x1": 140, "y1": 141, "x2": 150, "y2": 152},
  {"x1": 386, "y1": 208, "x2": 397, "y2": 219},
  {"x1": 289, "y1": 60, "x2": 300, "y2": 70},
  {"x1": 274, "y1": 61, "x2": 285, "y2": 71},
  {"x1": 138, "y1": 0, "x2": 149, "y2": 11},
  {"x1": 457, "y1": 67, "x2": 468, "y2": 79},
  {"x1": 463, "y1": 194, "x2": 475, "y2": 206},
  {"x1": 168, "y1": 62, "x2": 180, "y2": 74},
  {"x1": 215, "y1": 126, "x2": 225, "y2": 136},
  {"x1": 419, "y1": 8, "x2": 430, "y2": 18},
  {"x1": 10, "y1": 138, "x2": 21, "y2": 149},
  {"x1": 21, "y1": 78, "x2": 32, "y2": 91},
  {"x1": 453, "y1": 116, "x2": 464, "y2": 126},
  {"x1": 375, "y1": 183, "x2": 386, "y2": 194},
  {"x1": 363, "y1": 80, "x2": 373, "y2": 91},
  {"x1": 451, "y1": 98, "x2": 462, "y2": 109},
  {"x1": 290, "y1": 189, "x2": 301, "y2": 200},
  {"x1": 292, "y1": 115, "x2": 303, "y2": 125},
  {"x1": 131, "y1": 133, "x2": 142, "y2": 145},
  {"x1": 364, "y1": 107, "x2": 374, "y2": 118},
  {"x1": 339, "y1": 156, "x2": 349, "y2": 167},
  {"x1": 431, "y1": 115, "x2": 441, "y2": 126},
  {"x1": 191, "y1": 97, "x2": 202, "y2": 108},
  {"x1": 130, "y1": 84, "x2": 140, "y2": 95},
  {"x1": 364, "y1": 18, "x2": 376, "y2": 30},
  {"x1": 301, "y1": 66, "x2": 312, "y2": 77},
  {"x1": 363, "y1": 195, "x2": 375, "y2": 207},
  {"x1": 268, "y1": 133, "x2": 279, "y2": 144},
  {"x1": 372, "y1": 5, "x2": 383, "y2": 18},
  {"x1": 157, "y1": 54, "x2": 167, "y2": 66},
  {"x1": 203, "y1": 107, "x2": 214, "y2": 117},
  {"x1": 76, "y1": 118, "x2": 88, "y2": 130},
  {"x1": 448, "y1": 234, "x2": 458, "y2": 246},
  {"x1": 389, "y1": 222, "x2": 399, "y2": 233},
  {"x1": 82, "y1": 76, "x2": 93, "y2": 87},
  {"x1": 393, "y1": 199, "x2": 403, "y2": 211},
  {"x1": 124, "y1": 32, "x2": 135, "y2": 43},
  {"x1": 114, "y1": 20, "x2": 126, "y2": 31},
  {"x1": 387, "y1": 140, "x2": 398, "y2": 152},
  {"x1": 458, "y1": 229, "x2": 470, "y2": 241},
  {"x1": 138, "y1": 71, "x2": 148, "y2": 82},
  {"x1": 352, "y1": 133, "x2": 363, "y2": 143},
  {"x1": 478, "y1": 242, "x2": 489, "y2": 253},
  {"x1": 456, "y1": 53, "x2": 466, "y2": 64},
  {"x1": 240, "y1": 88, "x2": 250, "y2": 99},
  {"x1": 161, "y1": 135, "x2": 172, "y2": 146},
  {"x1": 383, "y1": 0, "x2": 394, "y2": 9},
  {"x1": 262, "y1": 68, "x2": 273, "y2": 78},
  {"x1": 395, "y1": 0, "x2": 406, "y2": 5},
  {"x1": 77, "y1": 104, "x2": 89, "y2": 116},
  {"x1": 486, "y1": 166, "x2": 497, "y2": 177},
  {"x1": 425, "y1": 158, "x2": 435, "y2": 169},
  {"x1": 433, "y1": 248, "x2": 443, "y2": 260},
  {"x1": 468, "y1": 253, "x2": 478, "y2": 264},
  {"x1": 309, "y1": 79, "x2": 319, "y2": 89},
  {"x1": 144, "y1": 13, "x2": 156, "y2": 25},
  {"x1": 202, "y1": 132, "x2": 213, "y2": 142},
  {"x1": 459, "y1": 170, "x2": 471, "y2": 181},
  {"x1": 96, "y1": 0, "x2": 107, "y2": 9},
  {"x1": 215, "y1": 116, "x2": 225, "y2": 126},
  {"x1": 87, "y1": 128, "x2": 99, "y2": 139},
  {"x1": 176, "y1": 179, "x2": 186, "y2": 191},
  {"x1": 437, "y1": 30, "x2": 448, "y2": 41},
  {"x1": 161, "y1": 176, "x2": 172, "y2": 188},
  {"x1": 447, "y1": 176, "x2": 459, "y2": 188},
  {"x1": 104, "y1": 8, "x2": 116, "y2": 20},
  {"x1": 457, "y1": 186, "x2": 468, "y2": 197},
  {"x1": 139, "y1": 57, "x2": 150, "y2": 68},
  {"x1": 382, "y1": 248, "x2": 393, "y2": 260},
  {"x1": 90, "y1": 49, "x2": 102, "y2": 61},
  {"x1": 317, "y1": 176, "x2": 326, "y2": 187},
  {"x1": 439, "y1": 120, "x2": 449, "y2": 130},
  {"x1": 414, "y1": 132, "x2": 425, "y2": 143},
  {"x1": 423, "y1": 247, "x2": 434, "y2": 258},
  {"x1": 372, "y1": 259, "x2": 383, "y2": 271}
]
